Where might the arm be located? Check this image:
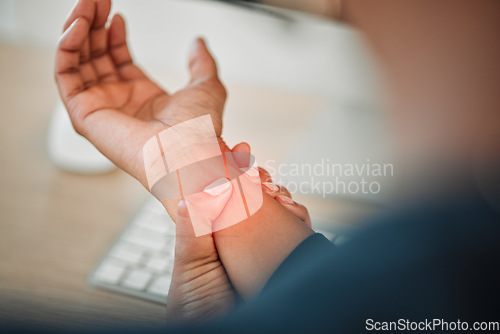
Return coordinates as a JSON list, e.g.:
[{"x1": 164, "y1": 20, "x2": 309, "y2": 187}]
[
  {"x1": 213, "y1": 193, "x2": 313, "y2": 297},
  {"x1": 167, "y1": 162, "x2": 314, "y2": 319},
  {"x1": 55, "y1": 0, "x2": 313, "y2": 300}
]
